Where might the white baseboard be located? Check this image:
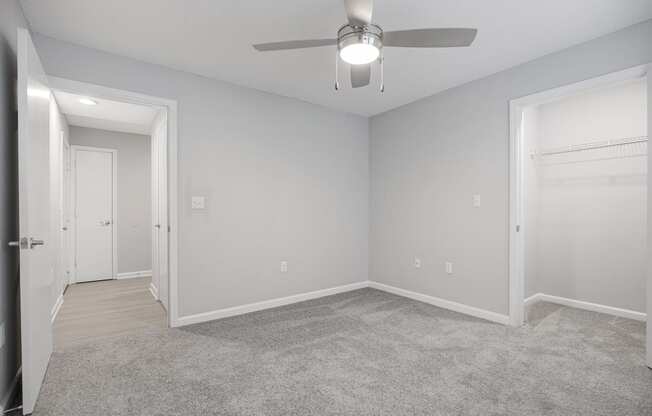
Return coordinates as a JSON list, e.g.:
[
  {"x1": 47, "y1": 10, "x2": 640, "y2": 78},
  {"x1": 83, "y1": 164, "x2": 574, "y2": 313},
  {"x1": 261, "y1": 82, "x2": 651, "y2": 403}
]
[
  {"x1": 524, "y1": 293, "x2": 543, "y2": 307},
  {"x1": 0, "y1": 367, "x2": 21, "y2": 413},
  {"x1": 50, "y1": 293, "x2": 64, "y2": 323},
  {"x1": 368, "y1": 281, "x2": 511, "y2": 325},
  {"x1": 175, "y1": 280, "x2": 514, "y2": 327},
  {"x1": 117, "y1": 270, "x2": 152, "y2": 279},
  {"x1": 149, "y1": 282, "x2": 159, "y2": 300},
  {"x1": 526, "y1": 292, "x2": 646, "y2": 322},
  {"x1": 176, "y1": 281, "x2": 369, "y2": 327}
]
